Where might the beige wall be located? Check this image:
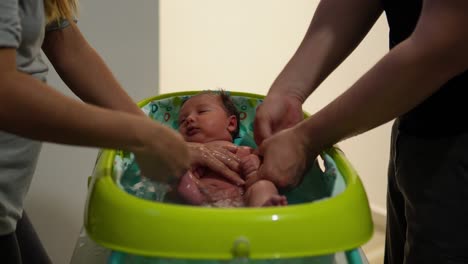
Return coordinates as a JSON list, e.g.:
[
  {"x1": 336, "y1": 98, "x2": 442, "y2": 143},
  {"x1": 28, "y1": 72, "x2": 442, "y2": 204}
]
[{"x1": 160, "y1": 0, "x2": 391, "y2": 215}]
